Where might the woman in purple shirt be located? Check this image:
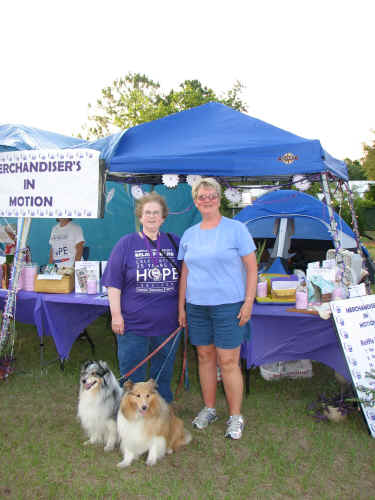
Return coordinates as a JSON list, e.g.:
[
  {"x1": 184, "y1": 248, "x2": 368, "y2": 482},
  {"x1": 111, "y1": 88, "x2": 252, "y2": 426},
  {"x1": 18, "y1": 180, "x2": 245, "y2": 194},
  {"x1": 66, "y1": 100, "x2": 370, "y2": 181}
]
[{"x1": 101, "y1": 192, "x2": 180, "y2": 402}]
